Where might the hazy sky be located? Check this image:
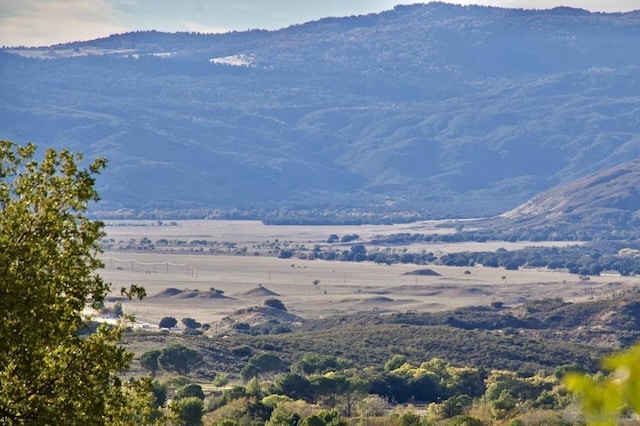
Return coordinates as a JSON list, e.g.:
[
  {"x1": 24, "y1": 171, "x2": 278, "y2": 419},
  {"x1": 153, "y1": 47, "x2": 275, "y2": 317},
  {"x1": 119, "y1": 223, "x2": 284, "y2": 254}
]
[{"x1": 1, "y1": 0, "x2": 638, "y2": 47}]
